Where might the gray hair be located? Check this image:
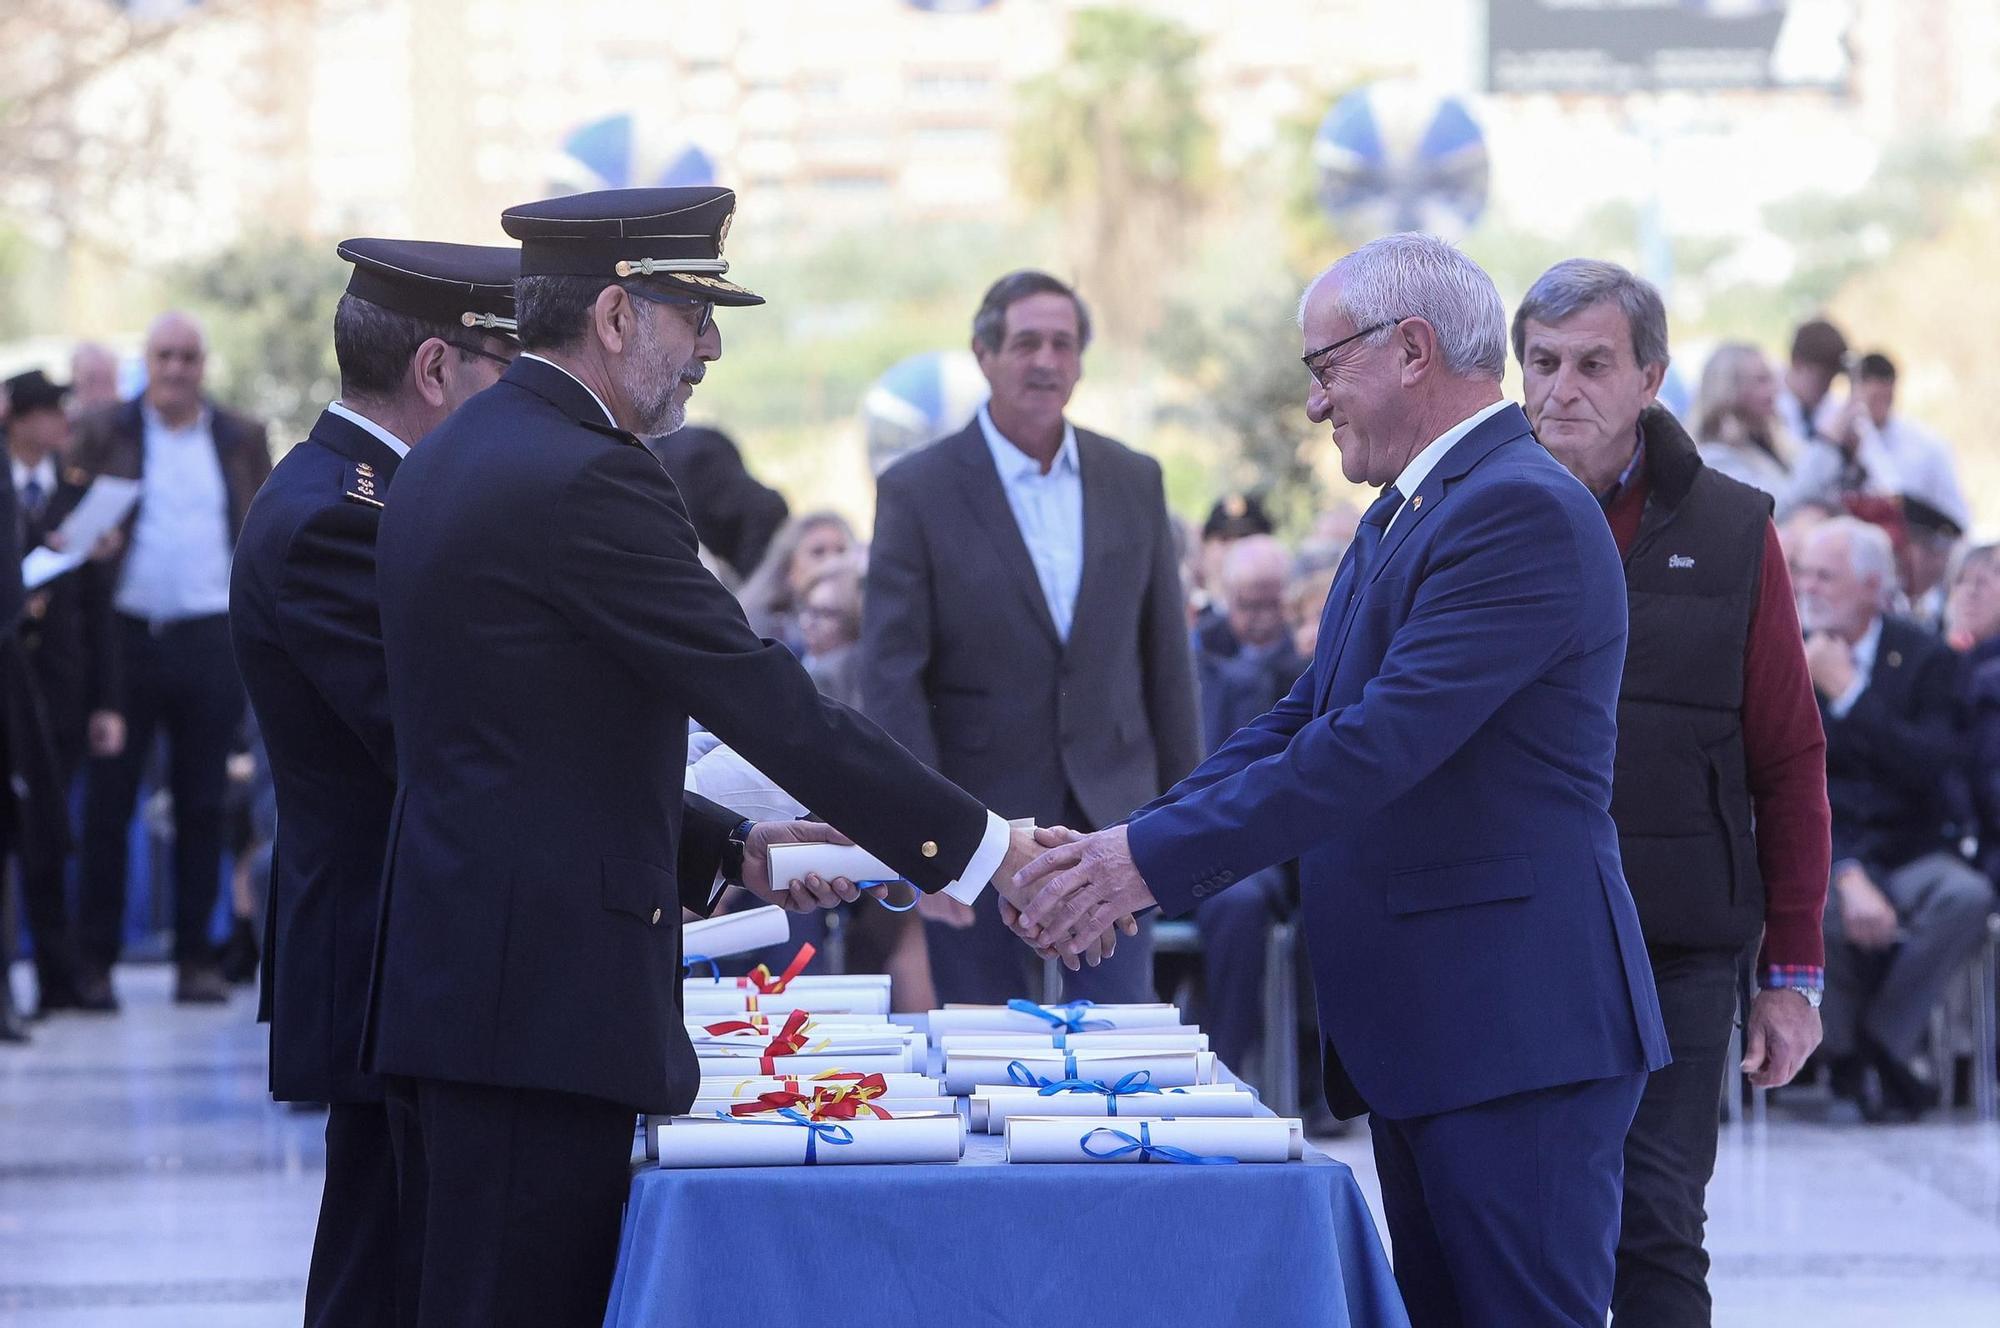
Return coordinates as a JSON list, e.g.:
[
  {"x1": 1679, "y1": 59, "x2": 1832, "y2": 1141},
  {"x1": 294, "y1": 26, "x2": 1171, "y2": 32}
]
[
  {"x1": 1300, "y1": 233, "x2": 1507, "y2": 380},
  {"x1": 1512, "y1": 259, "x2": 1669, "y2": 370},
  {"x1": 1817, "y1": 515, "x2": 1897, "y2": 602}
]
